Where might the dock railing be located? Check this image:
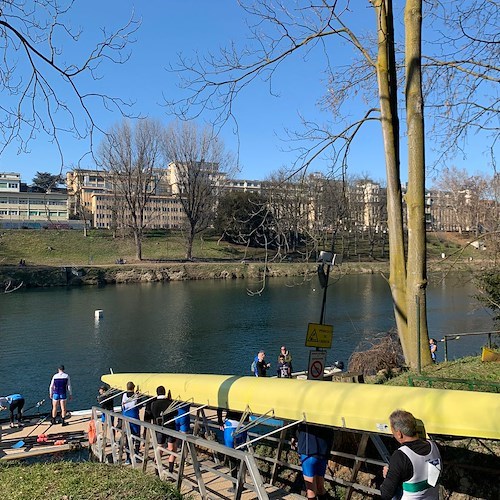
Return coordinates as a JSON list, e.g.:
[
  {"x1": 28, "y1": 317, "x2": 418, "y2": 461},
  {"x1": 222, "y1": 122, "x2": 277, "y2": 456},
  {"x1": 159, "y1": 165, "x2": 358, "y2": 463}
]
[
  {"x1": 90, "y1": 406, "x2": 270, "y2": 499},
  {"x1": 90, "y1": 405, "x2": 386, "y2": 499}
]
